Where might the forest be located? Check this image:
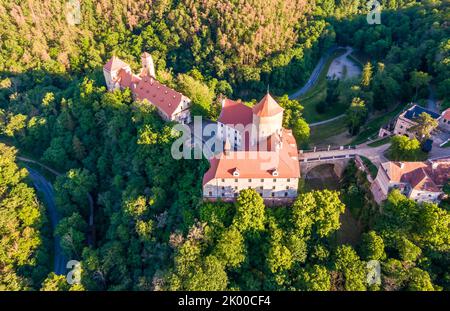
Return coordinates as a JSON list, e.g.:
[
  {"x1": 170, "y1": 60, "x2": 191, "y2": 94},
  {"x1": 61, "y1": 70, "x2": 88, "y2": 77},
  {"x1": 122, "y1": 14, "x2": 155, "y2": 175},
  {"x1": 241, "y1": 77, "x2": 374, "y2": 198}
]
[{"x1": 0, "y1": 0, "x2": 449, "y2": 291}]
